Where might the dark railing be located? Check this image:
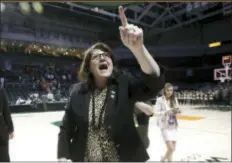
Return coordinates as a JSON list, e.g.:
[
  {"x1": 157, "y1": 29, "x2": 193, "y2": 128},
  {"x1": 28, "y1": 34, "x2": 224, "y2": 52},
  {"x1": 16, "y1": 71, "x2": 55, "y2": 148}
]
[{"x1": 9, "y1": 102, "x2": 67, "y2": 113}]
